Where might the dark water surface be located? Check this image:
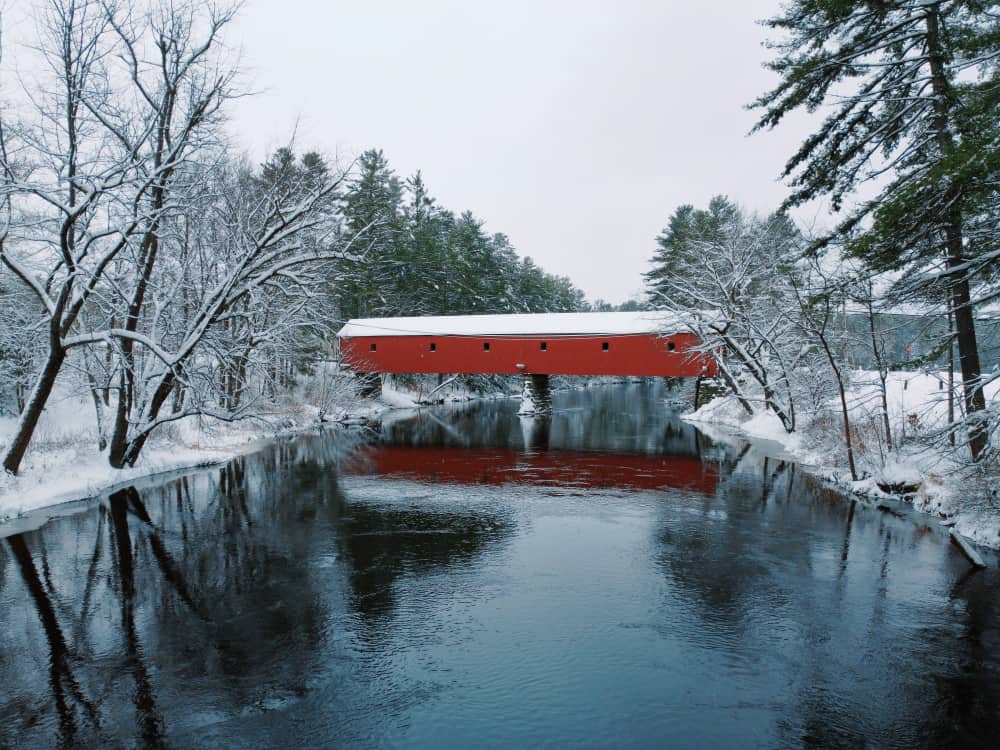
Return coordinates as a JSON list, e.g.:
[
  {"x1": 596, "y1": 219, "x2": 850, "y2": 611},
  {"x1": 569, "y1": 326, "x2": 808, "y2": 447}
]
[{"x1": 1, "y1": 382, "x2": 998, "y2": 749}]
